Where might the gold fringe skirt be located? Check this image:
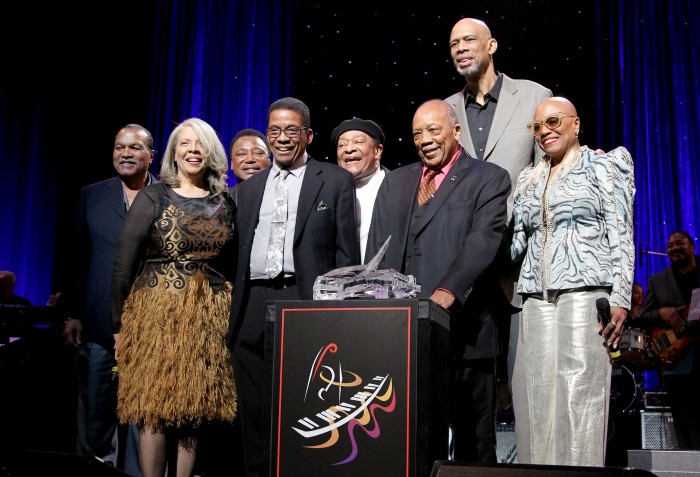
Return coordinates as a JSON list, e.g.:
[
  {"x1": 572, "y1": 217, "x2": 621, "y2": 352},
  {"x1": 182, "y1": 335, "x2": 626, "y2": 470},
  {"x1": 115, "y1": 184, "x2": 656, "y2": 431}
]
[{"x1": 116, "y1": 275, "x2": 237, "y2": 430}]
